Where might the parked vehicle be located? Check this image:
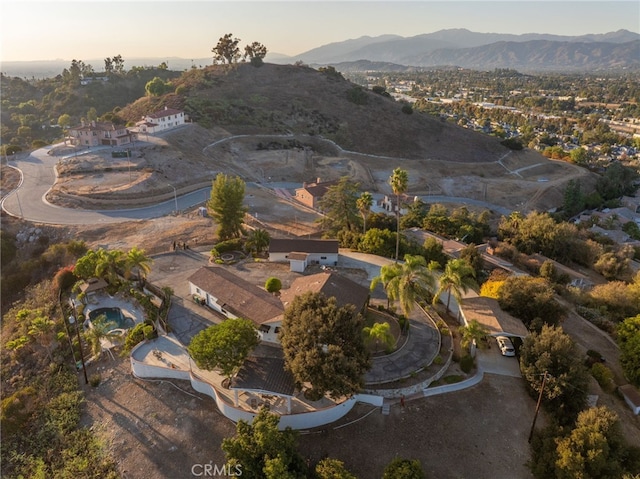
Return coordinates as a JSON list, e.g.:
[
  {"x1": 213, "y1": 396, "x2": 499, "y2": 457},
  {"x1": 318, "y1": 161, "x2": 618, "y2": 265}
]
[{"x1": 496, "y1": 336, "x2": 515, "y2": 357}]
